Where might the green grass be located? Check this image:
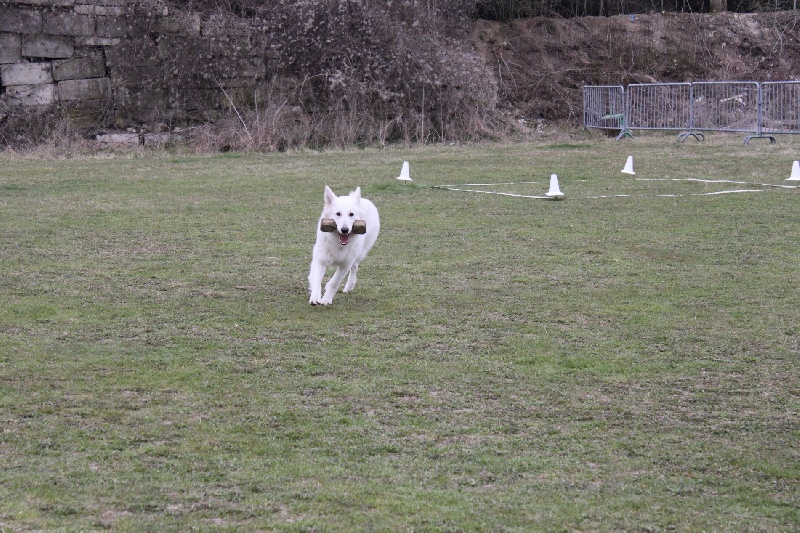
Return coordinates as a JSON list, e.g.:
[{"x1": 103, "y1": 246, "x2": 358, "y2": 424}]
[{"x1": 1, "y1": 132, "x2": 798, "y2": 531}]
